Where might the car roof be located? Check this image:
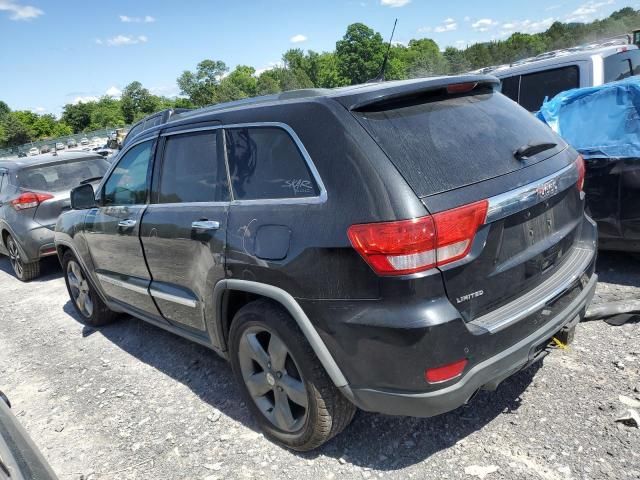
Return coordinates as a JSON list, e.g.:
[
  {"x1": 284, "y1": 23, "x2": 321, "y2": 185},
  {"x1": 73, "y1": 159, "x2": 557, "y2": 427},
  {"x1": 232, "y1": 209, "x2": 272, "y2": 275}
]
[
  {"x1": 480, "y1": 44, "x2": 638, "y2": 78},
  {"x1": 0, "y1": 151, "x2": 103, "y2": 170},
  {"x1": 123, "y1": 74, "x2": 498, "y2": 145}
]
